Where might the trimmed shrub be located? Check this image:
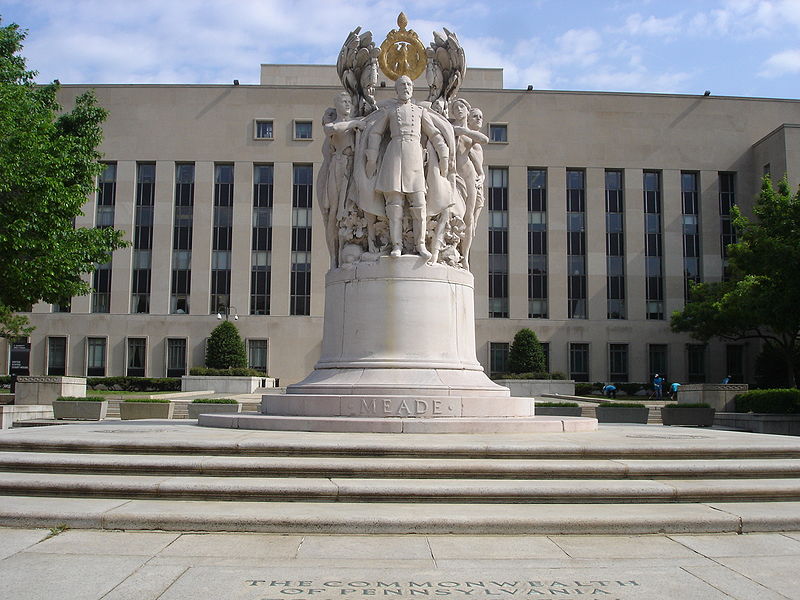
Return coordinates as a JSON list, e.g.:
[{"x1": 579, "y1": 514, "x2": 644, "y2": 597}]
[
  {"x1": 189, "y1": 367, "x2": 266, "y2": 377},
  {"x1": 123, "y1": 398, "x2": 170, "y2": 403},
  {"x1": 575, "y1": 383, "x2": 596, "y2": 396},
  {"x1": 599, "y1": 401, "x2": 646, "y2": 408},
  {"x1": 735, "y1": 389, "x2": 800, "y2": 414},
  {"x1": 87, "y1": 377, "x2": 180, "y2": 392},
  {"x1": 618, "y1": 383, "x2": 646, "y2": 396},
  {"x1": 191, "y1": 398, "x2": 238, "y2": 404},
  {"x1": 205, "y1": 321, "x2": 247, "y2": 370},
  {"x1": 536, "y1": 401, "x2": 579, "y2": 407},
  {"x1": 491, "y1": 371, "x2": 566, "y2": 380},
  {"x1": 662, "y1": 402, "x2": 711, "y2": 409},
  {"x1": 508, "y1": 328, "x2": 546, "y2": 374},
  {"x1": 56, "y1": 396, "x2": 105, "y2": 402},
  {"x1": 755, "y1": 345, "x2": 800, "y2": 389}
]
